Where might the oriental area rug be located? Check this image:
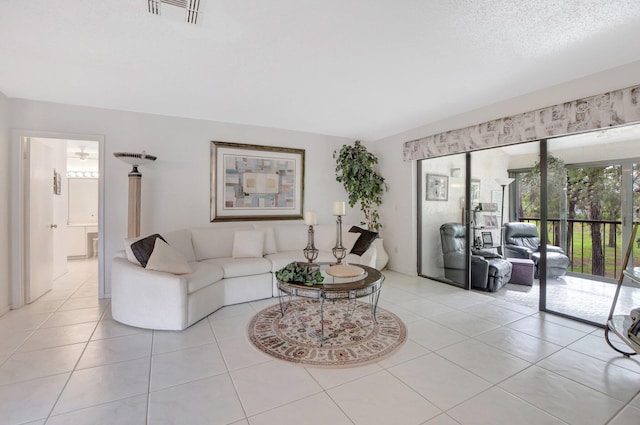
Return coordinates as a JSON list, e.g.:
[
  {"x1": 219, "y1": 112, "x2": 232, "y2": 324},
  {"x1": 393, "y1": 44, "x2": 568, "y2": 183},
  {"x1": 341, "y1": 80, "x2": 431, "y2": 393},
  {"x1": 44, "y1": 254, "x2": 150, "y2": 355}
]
[{"x1": 248, "y1": 299, "x2": 407, "y2": 368}]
